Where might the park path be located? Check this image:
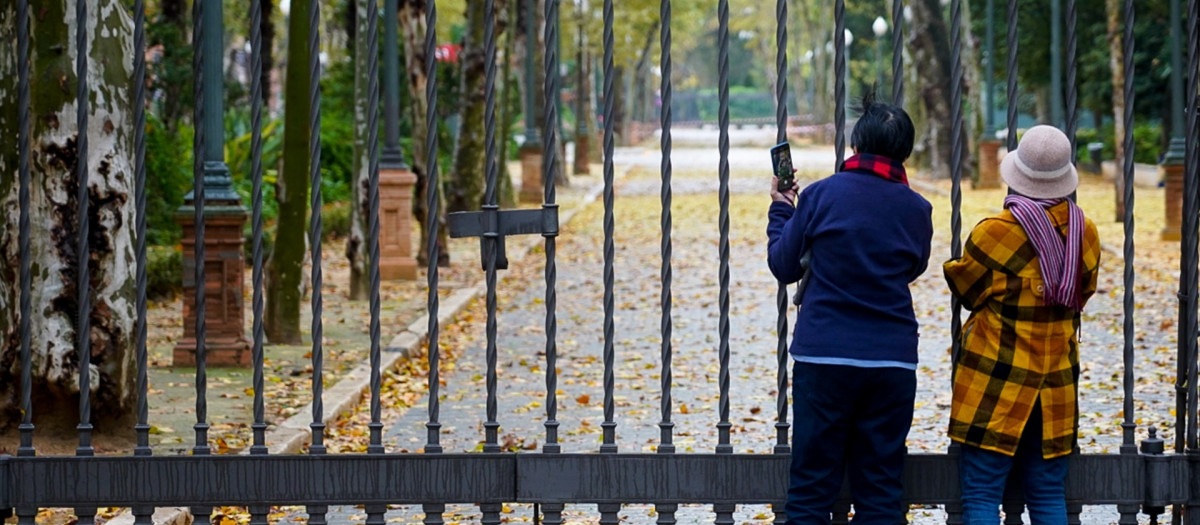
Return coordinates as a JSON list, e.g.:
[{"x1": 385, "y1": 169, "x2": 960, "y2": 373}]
[{"x1": 288, "y1": 144, "x2": 1181, "y2": 524}]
